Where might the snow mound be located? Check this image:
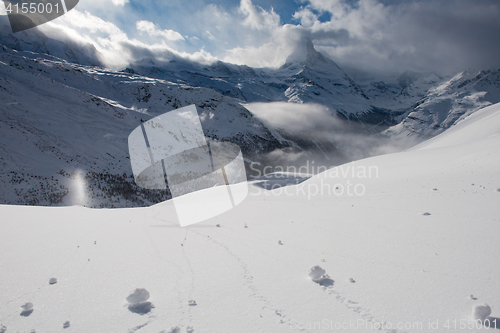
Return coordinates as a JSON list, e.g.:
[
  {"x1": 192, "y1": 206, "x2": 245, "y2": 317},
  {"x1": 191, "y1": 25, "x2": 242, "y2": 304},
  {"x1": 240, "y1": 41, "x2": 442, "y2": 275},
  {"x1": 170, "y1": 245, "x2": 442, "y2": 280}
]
[
  {"x1": 20, "y1": 302, "x2": 34, "y2": 316},
  {"x1": 126, "y1": 288, "x2": 150, "y2": 304},
  {"x1": 21, "y1": 302, "x2": 33, "y2": 311},
  {"x1": 472, "y1": 303, "x2": 492, "y2": 321},
  {"x1": 308, "y1": 265, "x2": 326, "y2": 280},
  {"x1": 308, "y1": 265, "x2": 334, "y2": 287},
  {"x1": 126, "y1": 288, "x2": 153, "y2": 315}
]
